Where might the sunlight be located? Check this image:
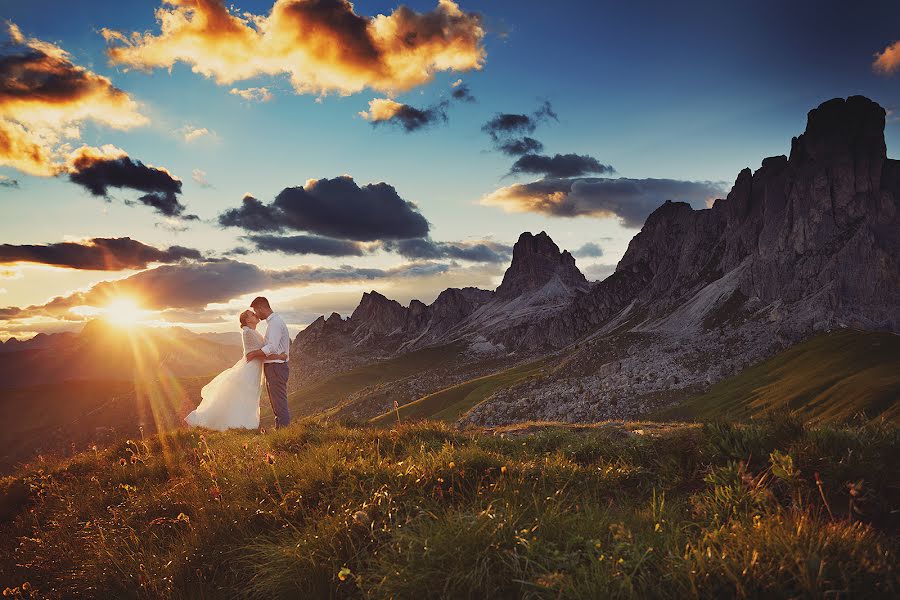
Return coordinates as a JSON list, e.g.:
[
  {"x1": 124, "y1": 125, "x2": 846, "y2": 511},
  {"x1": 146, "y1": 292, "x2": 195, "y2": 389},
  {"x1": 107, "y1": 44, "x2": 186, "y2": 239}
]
[{"x1": 104, "y1": 297, "x2": 146, "y2": 327}]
